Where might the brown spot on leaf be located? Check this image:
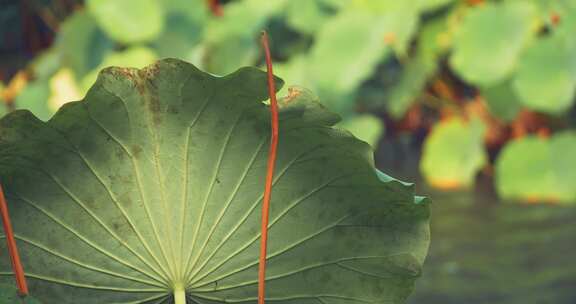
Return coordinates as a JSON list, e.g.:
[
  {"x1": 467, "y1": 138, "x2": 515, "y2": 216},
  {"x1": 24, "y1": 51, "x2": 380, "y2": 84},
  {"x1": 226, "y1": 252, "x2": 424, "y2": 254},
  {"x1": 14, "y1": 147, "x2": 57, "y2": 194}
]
[
  {"x1": 168, "y1": 105, "x2": 179, "y2": 114},
  {"x1": 279, "y1": 87, "x2": 304, "y2": 106},
  {"x1": 114, "y1": 67, "x2": 136, "y2": 78},
  {"x1": 131, "y1": 145, "x2": 142, "y2": 158}
]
